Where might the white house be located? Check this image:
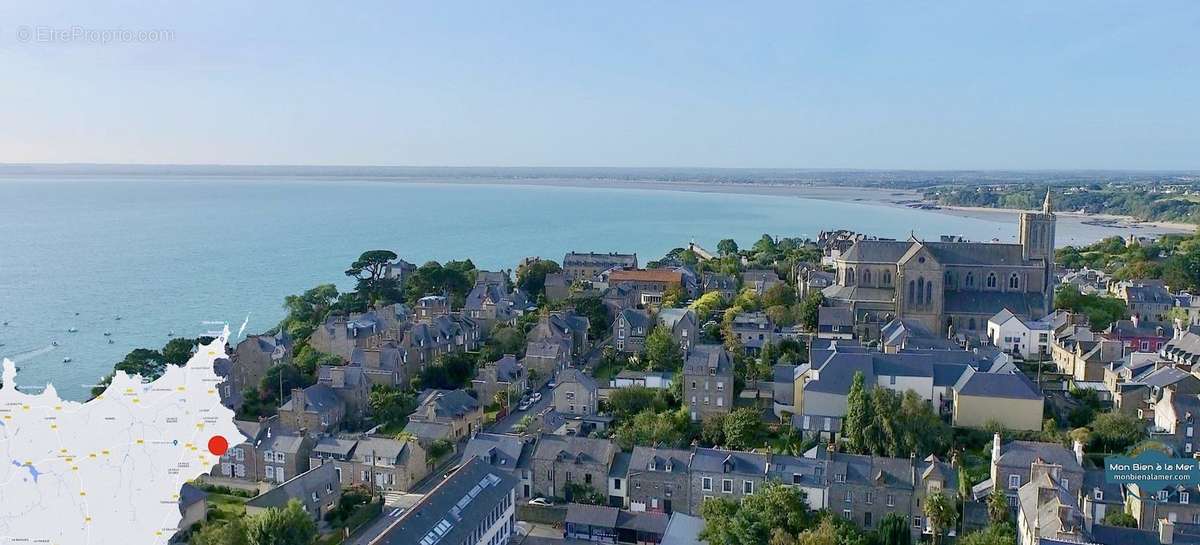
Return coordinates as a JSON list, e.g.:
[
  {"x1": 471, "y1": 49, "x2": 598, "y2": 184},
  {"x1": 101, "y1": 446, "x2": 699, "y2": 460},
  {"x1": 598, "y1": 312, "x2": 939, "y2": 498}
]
[
  {"x1": 987, "y1": 309, "x2": 1055, "y2": 360},
  {"x1": 609, "y1": 370, "x2": 674, "y2": 390}
]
